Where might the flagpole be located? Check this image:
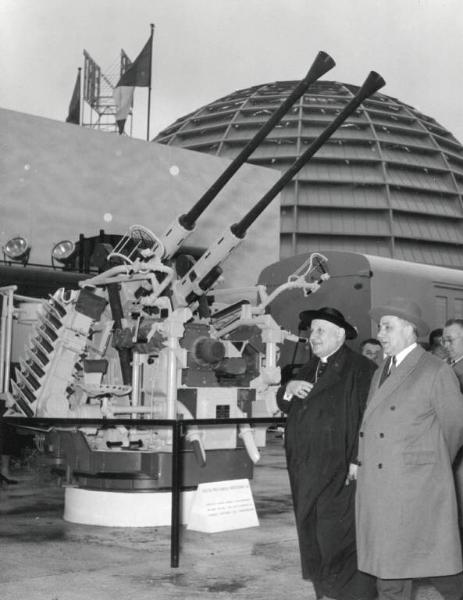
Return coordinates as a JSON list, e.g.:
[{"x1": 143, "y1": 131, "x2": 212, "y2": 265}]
[{"x1": 146, "y1": 23, "x2": 155, "y2": 141}]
